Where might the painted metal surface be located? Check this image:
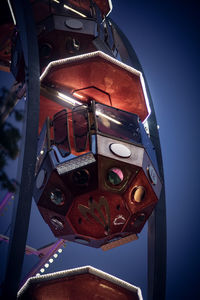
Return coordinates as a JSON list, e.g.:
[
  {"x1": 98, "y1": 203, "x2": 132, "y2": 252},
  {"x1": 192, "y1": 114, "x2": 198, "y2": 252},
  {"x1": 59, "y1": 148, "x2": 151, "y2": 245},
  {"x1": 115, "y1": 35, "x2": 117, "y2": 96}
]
[
  {"x1": 109, "y1": 18, "x2": 166, "y2": 300},
  {"x1": 1, "y1": 0, "x2": 40, "y2": 298}
]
